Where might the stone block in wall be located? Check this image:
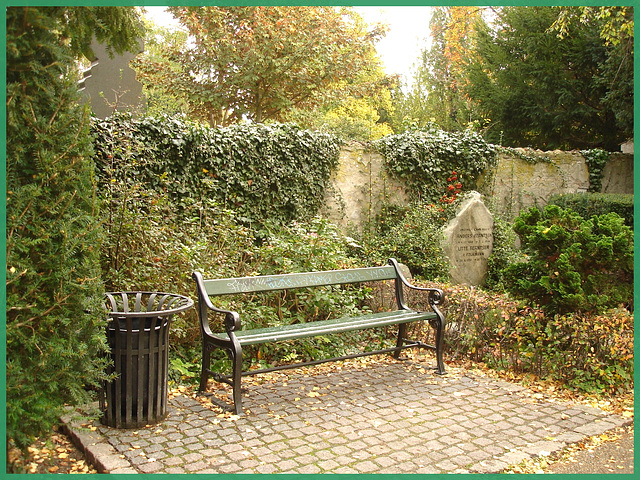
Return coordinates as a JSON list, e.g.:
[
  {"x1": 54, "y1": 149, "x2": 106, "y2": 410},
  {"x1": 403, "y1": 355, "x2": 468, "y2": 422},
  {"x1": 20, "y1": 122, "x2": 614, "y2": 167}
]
[
  {"x1": 483, "y1": 149, "x2": 590, "y2": 220},
  {"x1": 601, "y1": 153, "x2": 634, "y2": 194},
  {"x1": 323, "y1": 143, "x2": 409, "y2": 234}
]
